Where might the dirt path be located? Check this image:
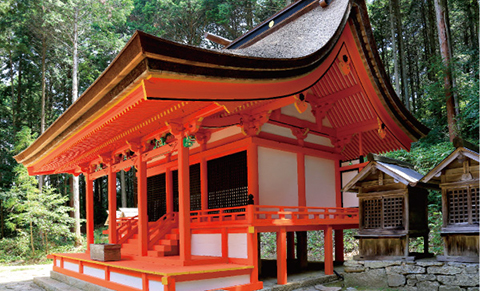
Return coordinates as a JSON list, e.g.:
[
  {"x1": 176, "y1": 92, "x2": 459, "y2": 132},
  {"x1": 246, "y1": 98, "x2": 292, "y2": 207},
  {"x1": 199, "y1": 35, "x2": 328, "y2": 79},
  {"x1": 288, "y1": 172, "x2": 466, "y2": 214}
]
[{"x1": 0, "y1": 264, "x2": 52, "y2": 291}]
